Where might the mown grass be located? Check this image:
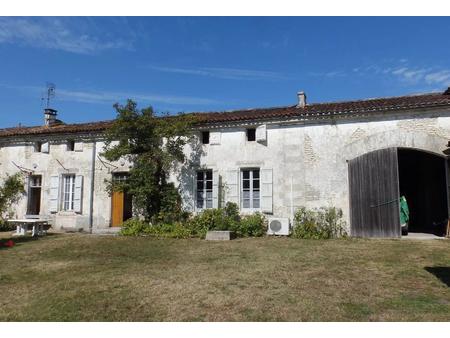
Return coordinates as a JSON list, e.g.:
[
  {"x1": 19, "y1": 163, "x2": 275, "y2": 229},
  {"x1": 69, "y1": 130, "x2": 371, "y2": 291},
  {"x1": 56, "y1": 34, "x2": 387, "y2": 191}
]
[{"x1": 1, "y1": 233, "x2": 450, "y2": 321}]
